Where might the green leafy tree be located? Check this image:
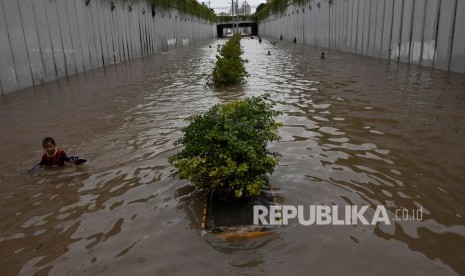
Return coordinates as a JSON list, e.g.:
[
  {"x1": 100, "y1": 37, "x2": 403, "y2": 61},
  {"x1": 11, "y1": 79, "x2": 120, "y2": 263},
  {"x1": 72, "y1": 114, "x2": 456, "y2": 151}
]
[
  {"x1": 212, "y1": 34, "x2": 246, "y2": 86},
  {"x1": 169, "y1": 95, "x2": 283, "y2": 200},
  {"x1": 255, "y1": 3, "x2": 266, "y2": 14},
  {"x1": 150, "y1": 0, "x2": 217, "y2": 22}
]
